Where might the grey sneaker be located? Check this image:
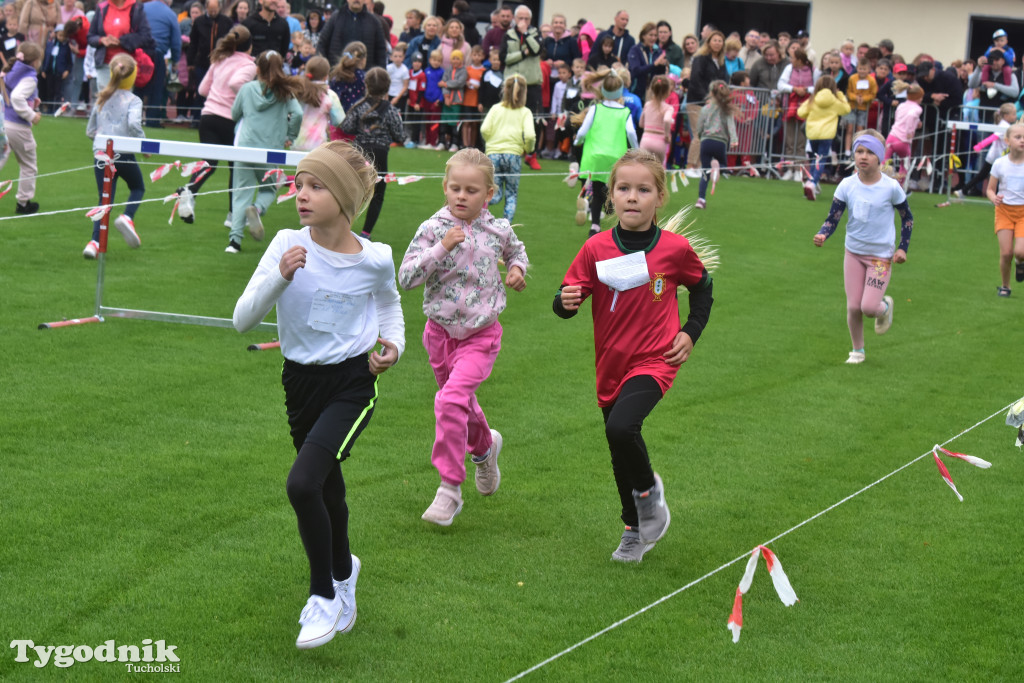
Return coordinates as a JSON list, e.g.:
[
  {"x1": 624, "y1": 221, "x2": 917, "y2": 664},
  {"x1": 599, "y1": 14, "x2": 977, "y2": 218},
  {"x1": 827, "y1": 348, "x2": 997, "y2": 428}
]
[
  {"x1": 611, "y1": 526, "x2": 655, "y2": 563},
  {"x1": 421, "y1": 484, "x2": 463, "y2": 526},
  {"x1": 245, "y1": 205, "x2": 264, "y2": 241},
  {"x1": 633, "y1": 473, "x2": 670, "y2": 543},
  {"x1": 875, "y1": 295, "x2": 893, "y2": 335},
  {"x1": 473, "y1": 429, "x2": 502, "y2": 495},
  {"x1": 332, "y1": 554, "x2": 360, "y2": 634}
]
